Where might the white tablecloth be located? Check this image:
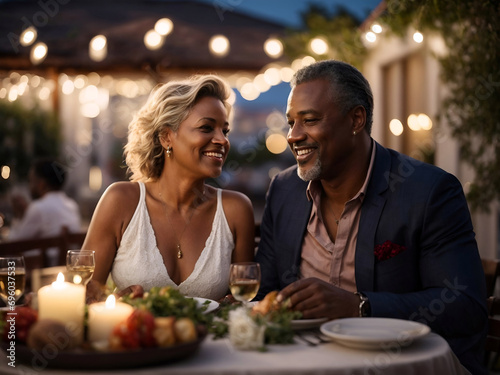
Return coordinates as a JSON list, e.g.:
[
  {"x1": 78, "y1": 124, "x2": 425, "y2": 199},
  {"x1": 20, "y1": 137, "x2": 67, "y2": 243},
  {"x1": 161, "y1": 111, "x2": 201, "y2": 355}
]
[{"x1": 1, "y1": 333, "x2": 470, "y2": 375}]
